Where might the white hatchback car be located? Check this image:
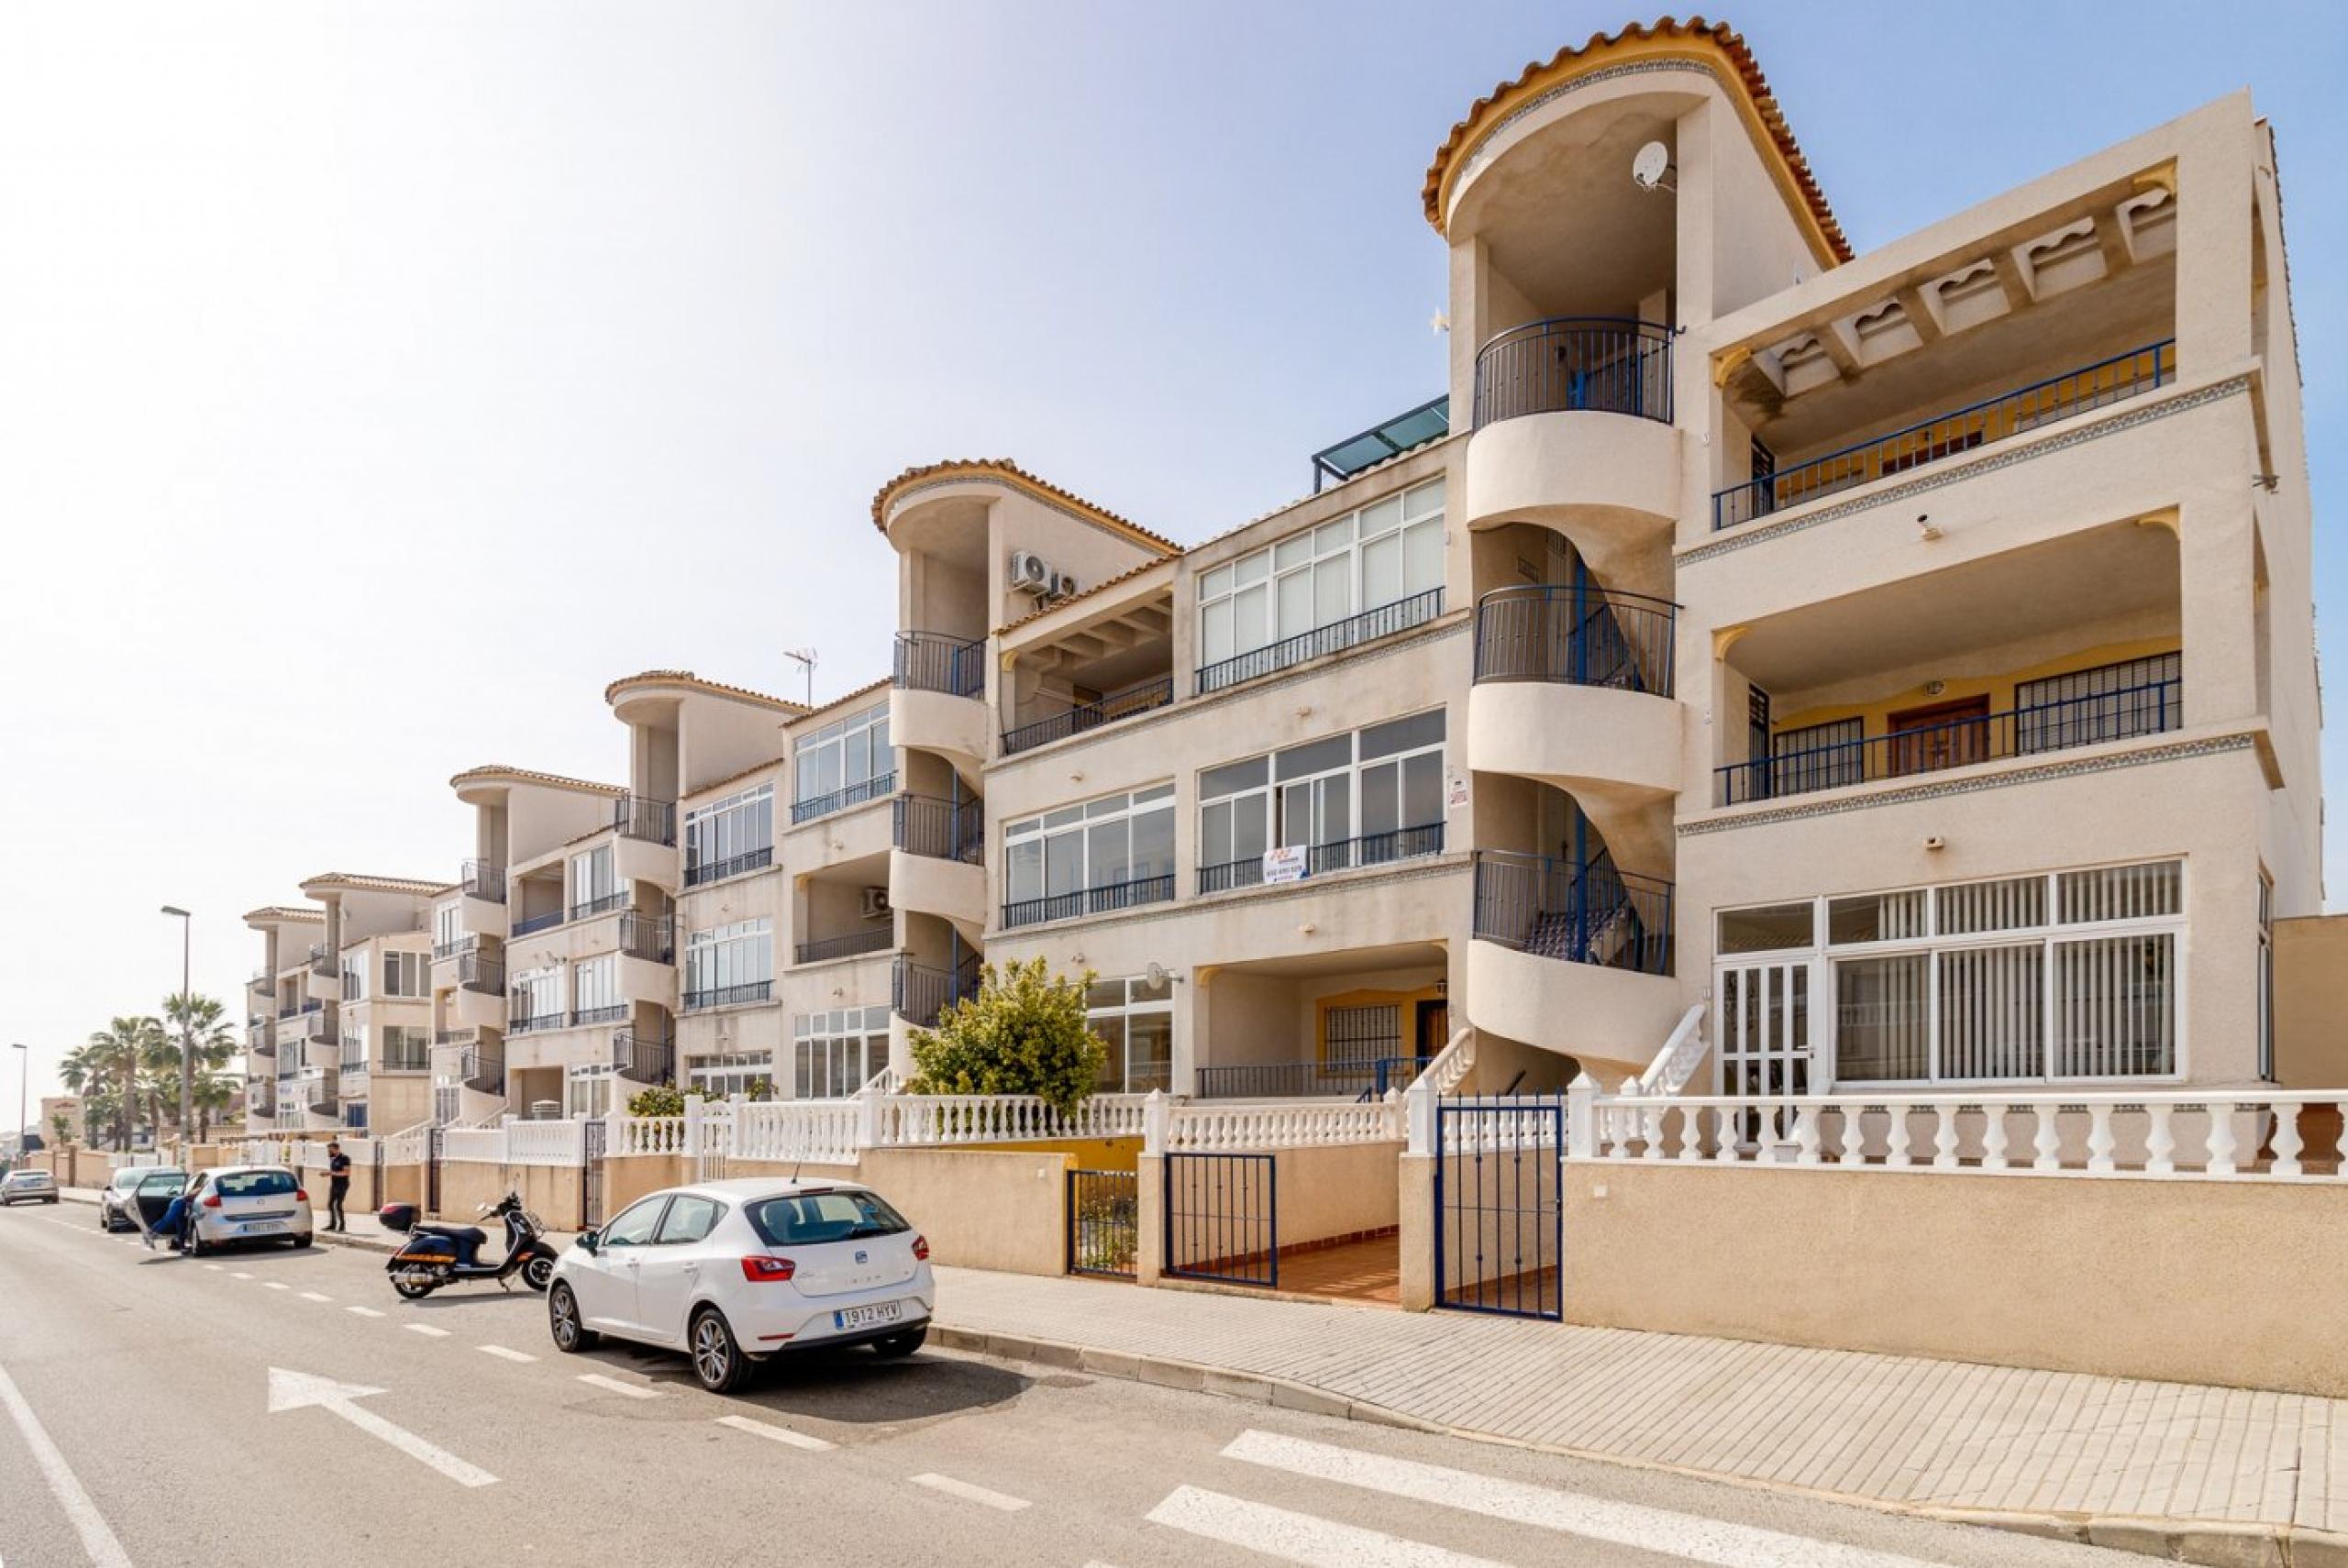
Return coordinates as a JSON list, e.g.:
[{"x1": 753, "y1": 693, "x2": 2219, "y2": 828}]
[{"x1": 548, "y1": 1177, "x2": 935, "y2": 1393}]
